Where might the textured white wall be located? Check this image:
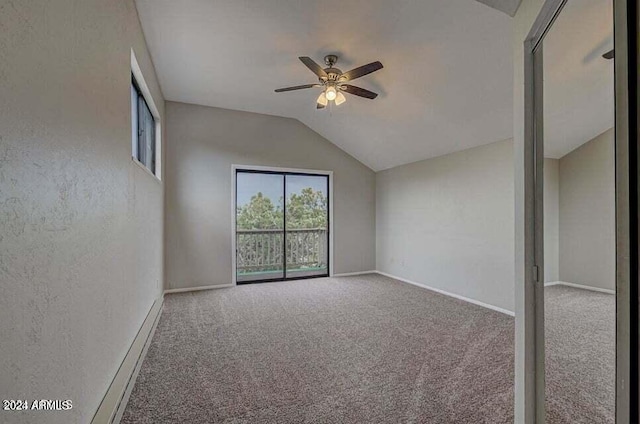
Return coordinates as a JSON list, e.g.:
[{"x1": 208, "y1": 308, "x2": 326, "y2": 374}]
[
  {"x1": 164, "y1": 102, "x2": 376, "y2": 290},
  {"x1": 376, "y1": 139, "x2": 515, "y2": 312},
  {"x1": 559, "y1": 128, "x2": 615, "y2": 290},
  {"x1": 0, "y1": 1, "x2": 164, "y2": 423}
]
